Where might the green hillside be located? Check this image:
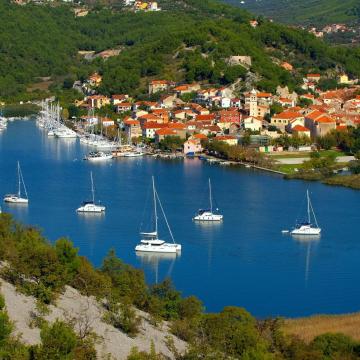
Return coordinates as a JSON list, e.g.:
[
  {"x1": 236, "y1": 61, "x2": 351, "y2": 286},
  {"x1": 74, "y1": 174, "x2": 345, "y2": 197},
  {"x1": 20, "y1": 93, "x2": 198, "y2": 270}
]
[
  {"x1": 224, "y1": 0, "x2": 360, "y2": 25},
  {"x1": 1, "y1": 0, "x2": 360, "y2": 101}
]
